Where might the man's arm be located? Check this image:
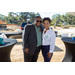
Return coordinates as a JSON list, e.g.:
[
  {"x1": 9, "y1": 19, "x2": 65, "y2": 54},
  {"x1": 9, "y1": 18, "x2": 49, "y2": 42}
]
[{"x1": 22, "y1": 25, "x2": 30, "y2": 52}]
